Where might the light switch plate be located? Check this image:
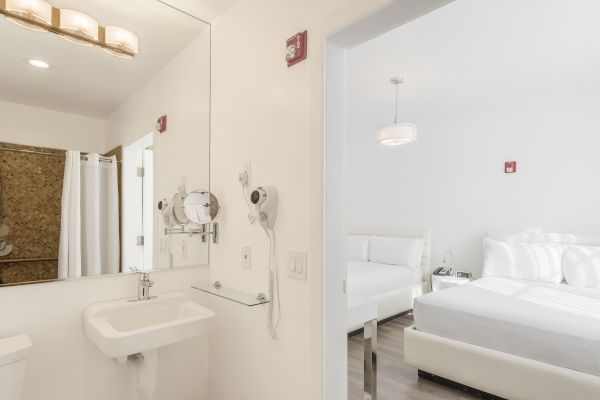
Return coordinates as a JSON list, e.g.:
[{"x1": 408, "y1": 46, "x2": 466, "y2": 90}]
[
  {"x1": 241, "y1": 246, "x2": 251, "y2": 269},
  {"x1": 288, "y1": 250, "x2": 307, "y2": 280}
]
